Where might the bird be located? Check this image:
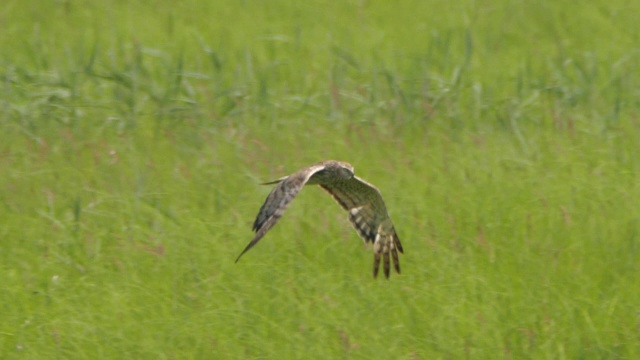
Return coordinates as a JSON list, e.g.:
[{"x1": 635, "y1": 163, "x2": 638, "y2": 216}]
[{"x1": 235, "y1": 160, "x2": 404, "y2": 278}]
